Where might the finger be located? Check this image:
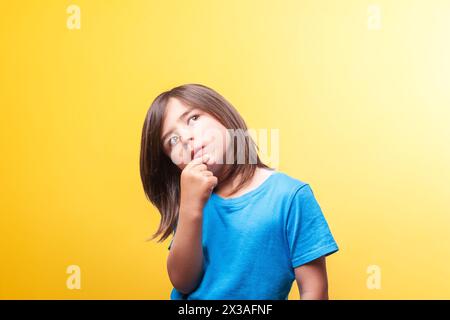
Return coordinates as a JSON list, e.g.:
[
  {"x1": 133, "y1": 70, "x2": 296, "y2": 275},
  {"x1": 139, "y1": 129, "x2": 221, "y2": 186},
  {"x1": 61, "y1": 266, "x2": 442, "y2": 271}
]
[
  {"x1": 202, "y1": 170, "x2": 213, "y2": 176},
  {"x1": 193, "y1": 164, "x2": 207, "y2": 172},
  {"x1": 185, "y1": 157, "x2": 205, "y2": 170},
  {"x1": 204, "y1": 153, "x2": 216, "y2": 166},
  {"x1": 208, "y1": 176, "x2": 218, "y2": 189},
  {"x1": 188, "y1": 153, "x2": 210, "y2": 167}
]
